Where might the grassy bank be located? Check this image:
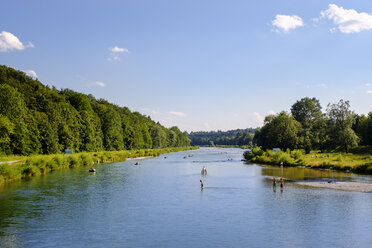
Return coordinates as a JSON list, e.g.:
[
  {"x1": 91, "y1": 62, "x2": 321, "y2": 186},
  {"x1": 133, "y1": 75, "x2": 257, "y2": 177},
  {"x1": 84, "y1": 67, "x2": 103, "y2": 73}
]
[
  {"x1": 244, "y1": 147, "x2": 372, "y2": 174},
  {"x1": 0, "y1": 146, "x2": 198, "y2": 185}
]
